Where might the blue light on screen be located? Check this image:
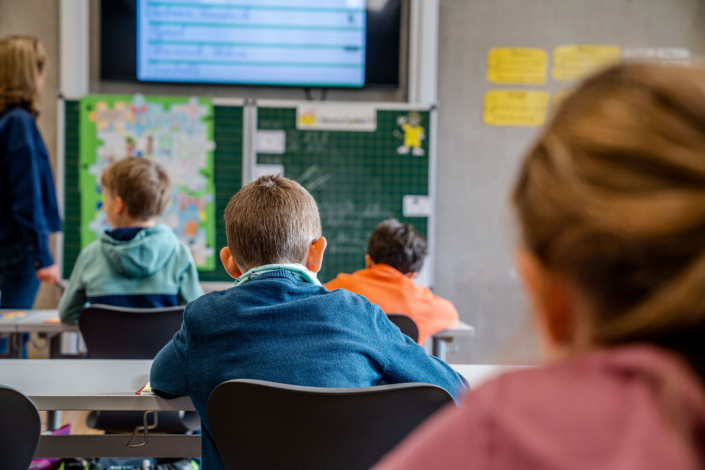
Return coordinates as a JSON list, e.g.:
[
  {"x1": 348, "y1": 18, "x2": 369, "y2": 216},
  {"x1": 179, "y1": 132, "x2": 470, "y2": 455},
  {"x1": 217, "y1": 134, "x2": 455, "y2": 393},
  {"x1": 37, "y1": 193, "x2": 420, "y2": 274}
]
[{"x1": 137, "y1": 0, "x2": 367, "y2": 87}]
